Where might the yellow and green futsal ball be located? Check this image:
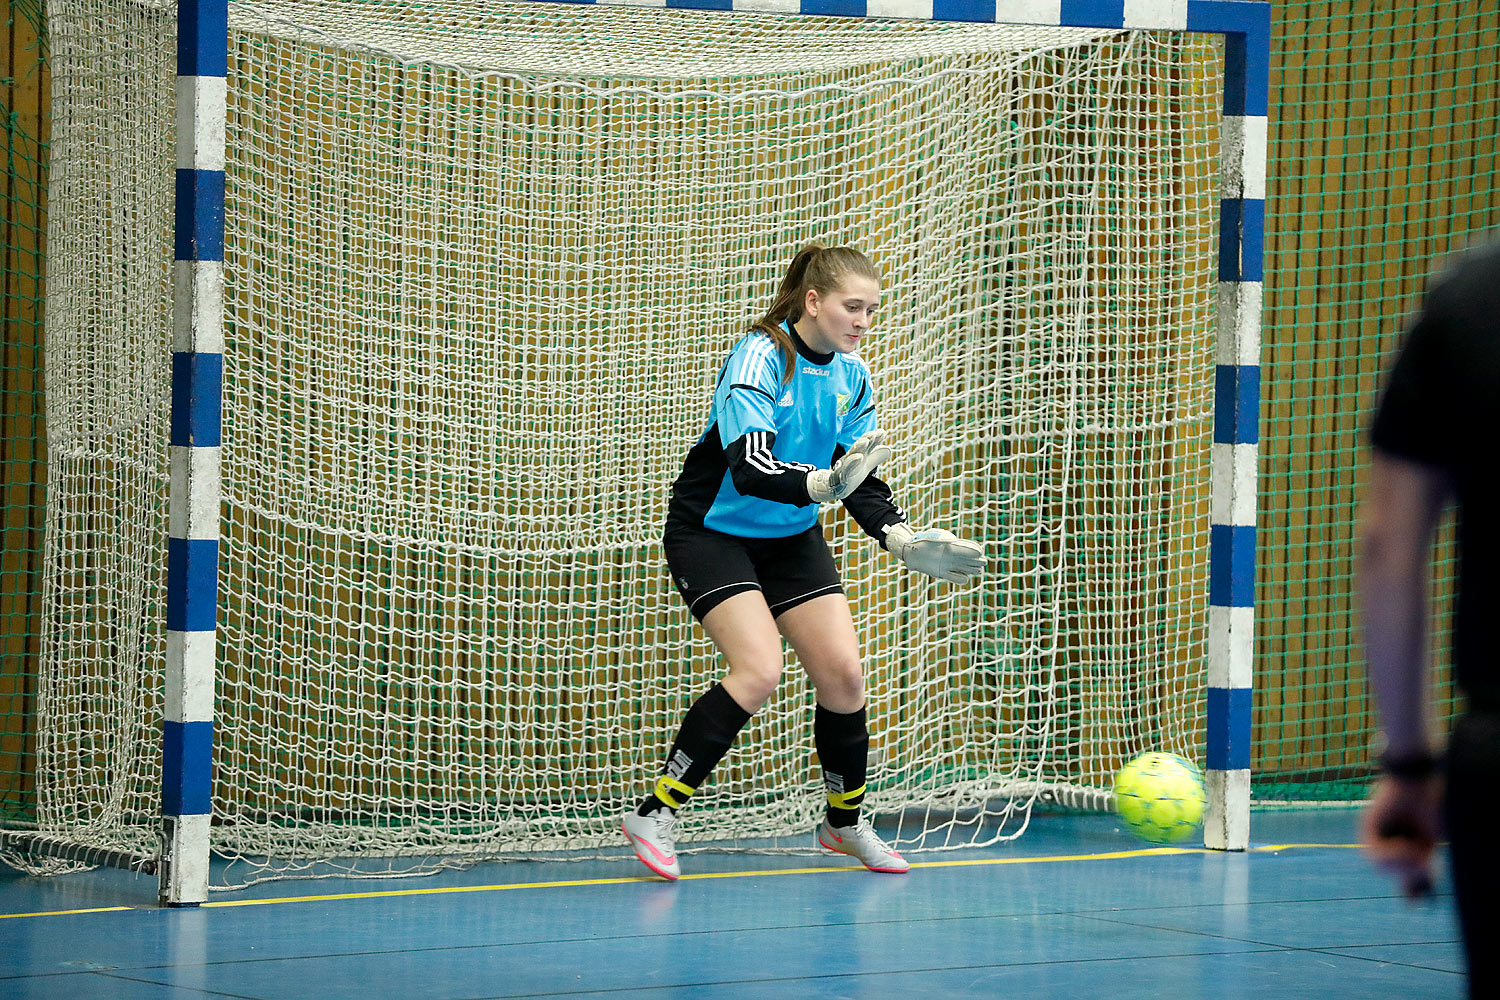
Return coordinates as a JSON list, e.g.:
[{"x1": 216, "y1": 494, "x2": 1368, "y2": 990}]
[{"x1": 1113, "y1": 752, "x2": 1207, "y2": 844}]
